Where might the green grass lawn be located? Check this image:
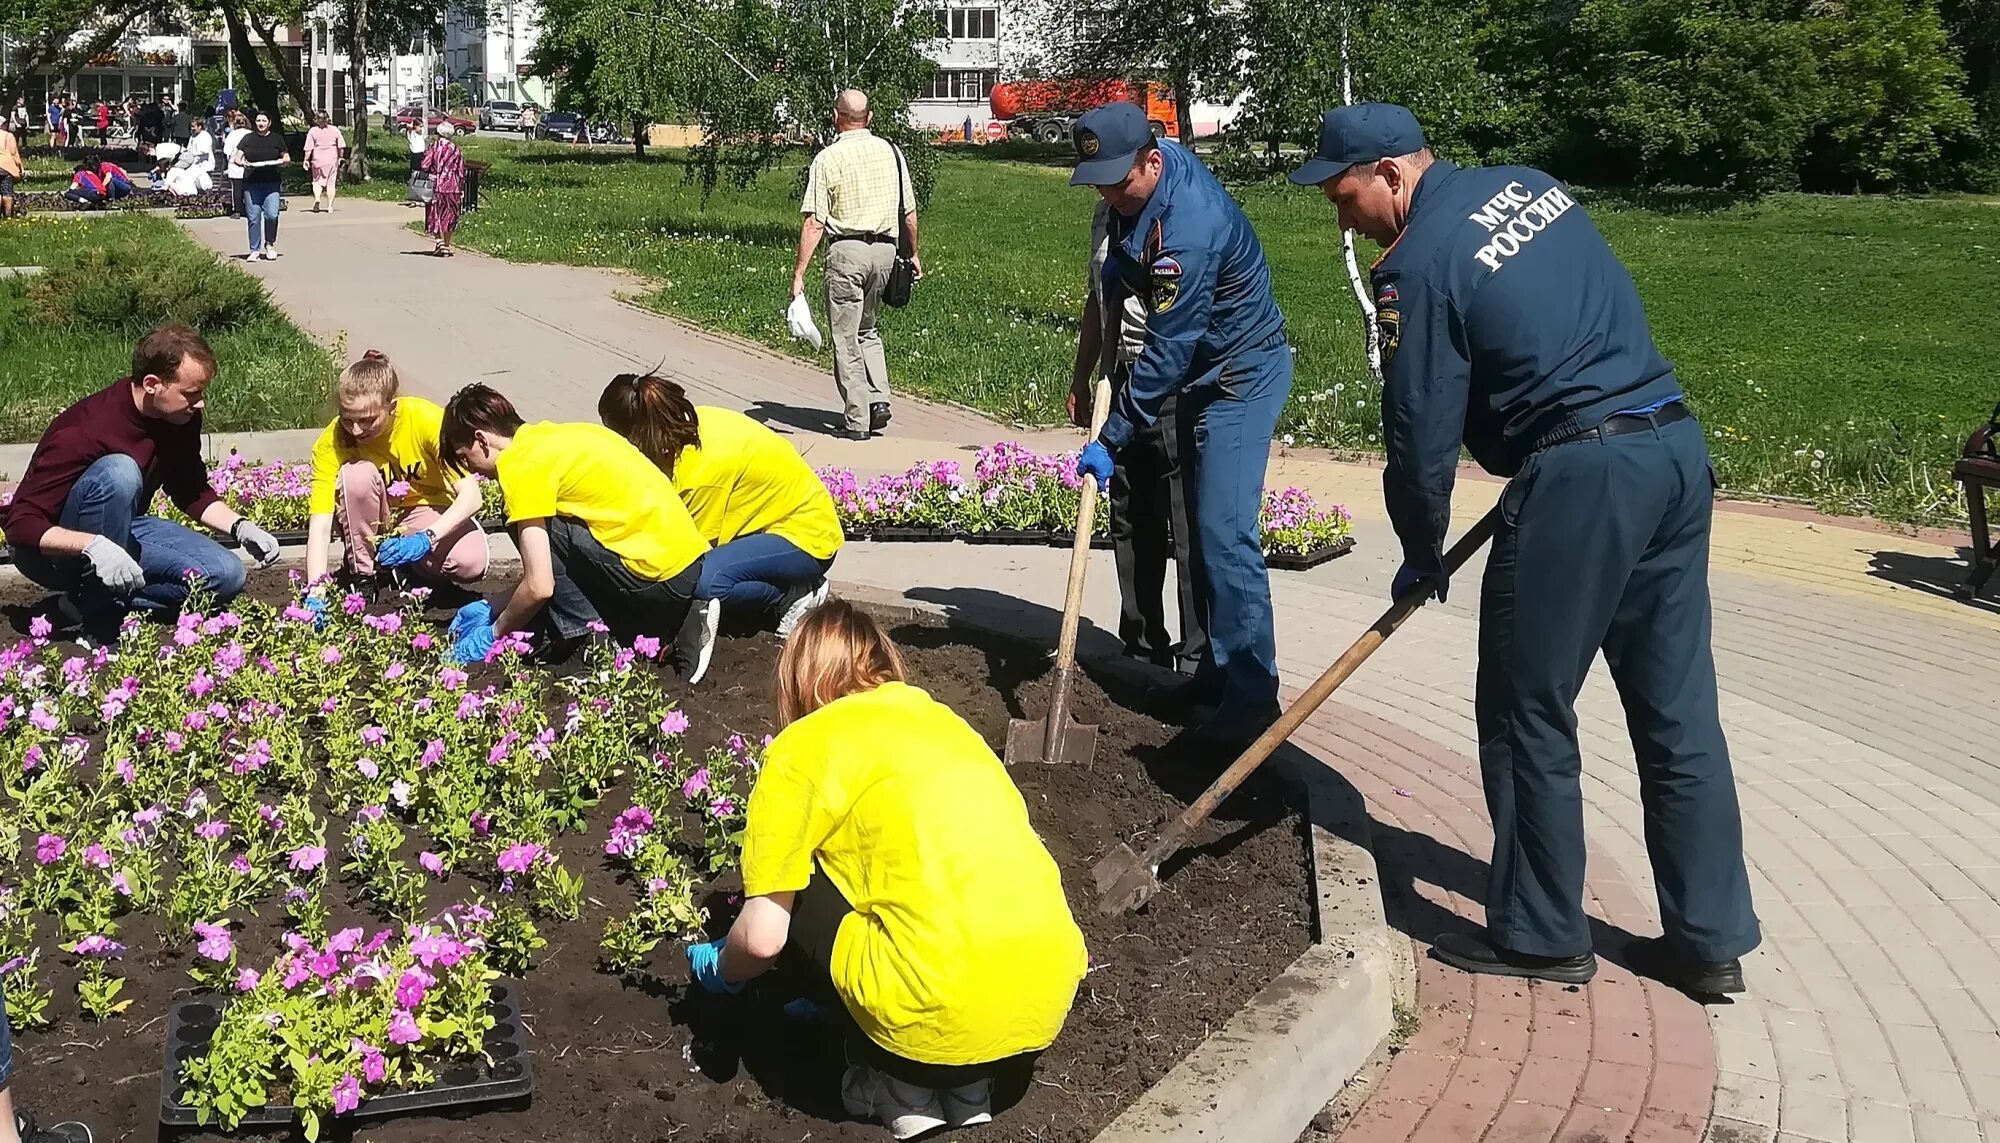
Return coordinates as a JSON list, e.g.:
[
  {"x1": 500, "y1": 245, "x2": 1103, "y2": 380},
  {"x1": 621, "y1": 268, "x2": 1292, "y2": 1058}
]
[
  {"x1": 0, "y1": 215, "x2": 335, "y2": 445},
  {"x1": 343, "y1": 134, "x2": 2000, "y2": 523}
]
